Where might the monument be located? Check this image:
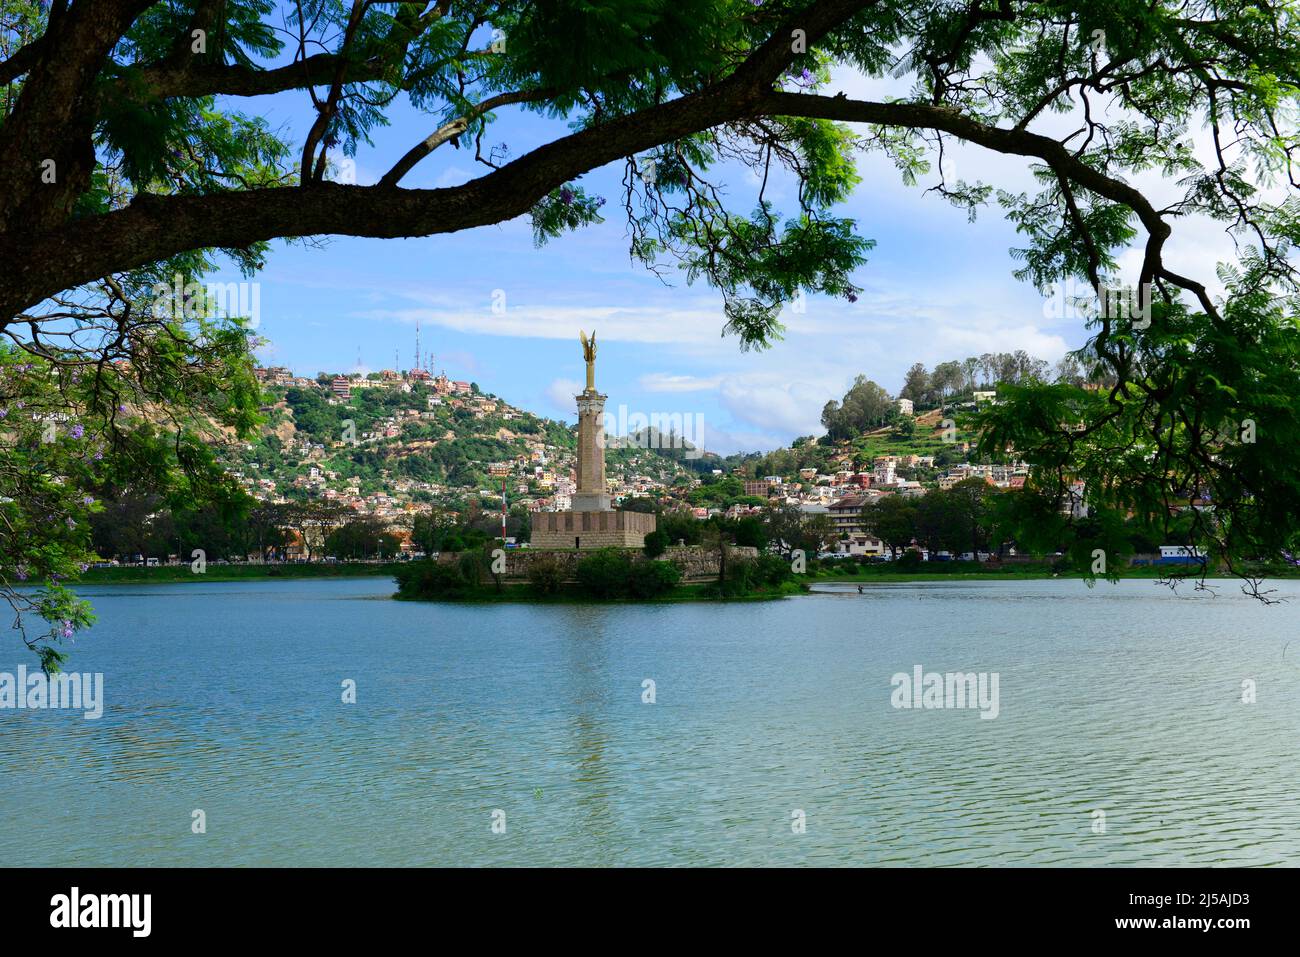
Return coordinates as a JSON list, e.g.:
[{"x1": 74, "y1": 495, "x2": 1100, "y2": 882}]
[{"x1": 530, "y1": 331, "x2": 657, "y2": 550}]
